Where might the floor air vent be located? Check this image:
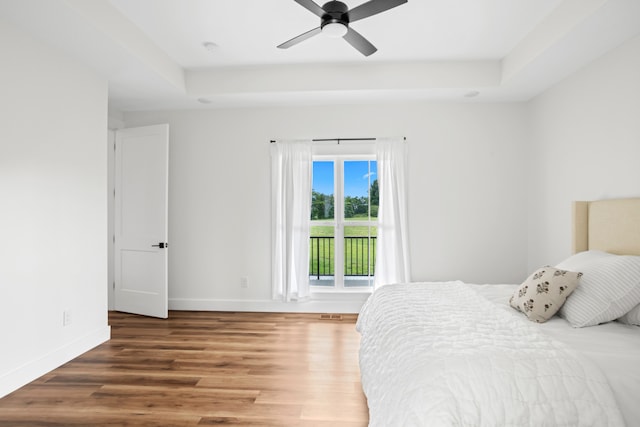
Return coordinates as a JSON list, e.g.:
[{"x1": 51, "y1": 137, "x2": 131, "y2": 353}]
[{"x1": 320, "y1": 314, "x2": 343, "y2": 321}]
